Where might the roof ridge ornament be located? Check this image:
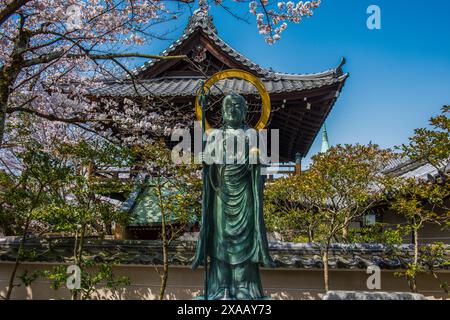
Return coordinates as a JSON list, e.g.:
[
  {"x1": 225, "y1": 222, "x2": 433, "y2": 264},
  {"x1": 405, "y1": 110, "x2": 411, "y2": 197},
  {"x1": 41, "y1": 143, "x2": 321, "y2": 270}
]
[
  {"x1": 185, "y1": 1, "x2": 217, "y2": 35},
  {"x1": 196, "y1": 0, "x2": 209, "y2": 16},
  {"x1": 336, "y1": 57, "x2": 346, "y2": 76}
]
